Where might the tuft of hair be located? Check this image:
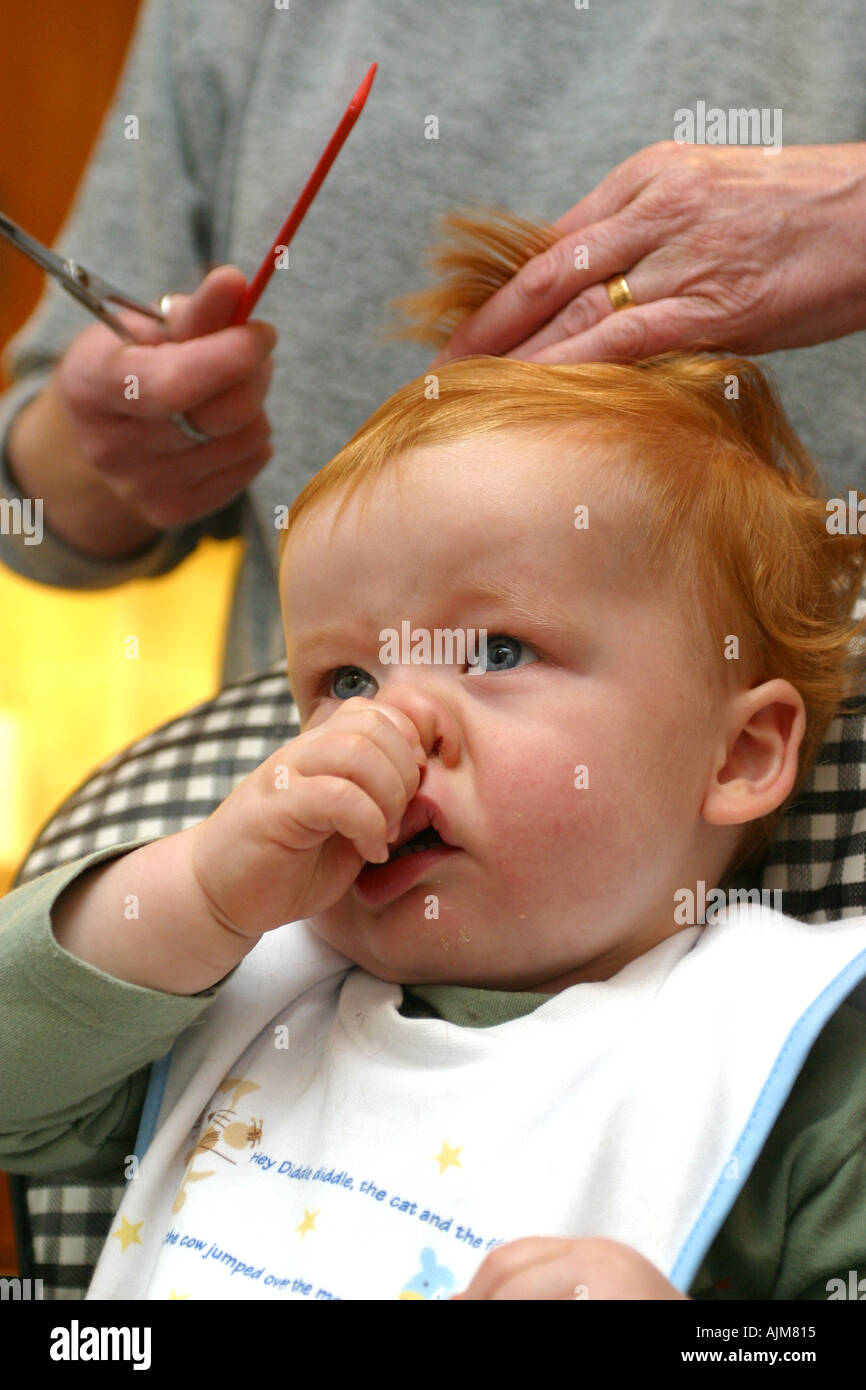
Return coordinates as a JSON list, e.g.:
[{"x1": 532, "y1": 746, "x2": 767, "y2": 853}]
[{"x1": 280, "y1": 206, "x2": 866, "y2": 881}]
